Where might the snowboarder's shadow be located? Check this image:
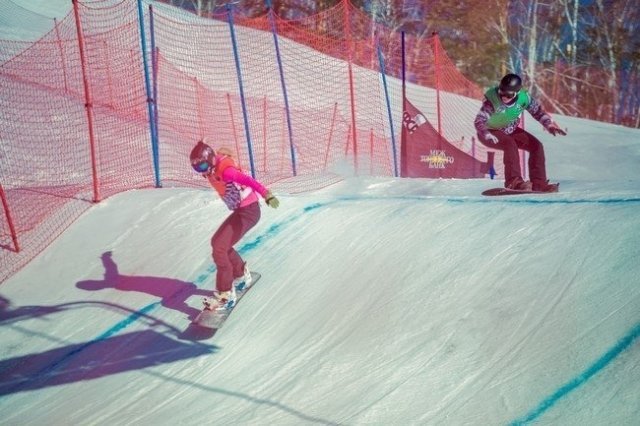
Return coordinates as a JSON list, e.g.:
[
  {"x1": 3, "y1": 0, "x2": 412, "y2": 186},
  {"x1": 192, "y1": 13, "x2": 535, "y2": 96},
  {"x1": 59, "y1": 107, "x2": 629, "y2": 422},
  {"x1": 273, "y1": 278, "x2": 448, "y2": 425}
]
[{"x1": 77, "y1": 251, "x2": 209, "y2": 320}]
